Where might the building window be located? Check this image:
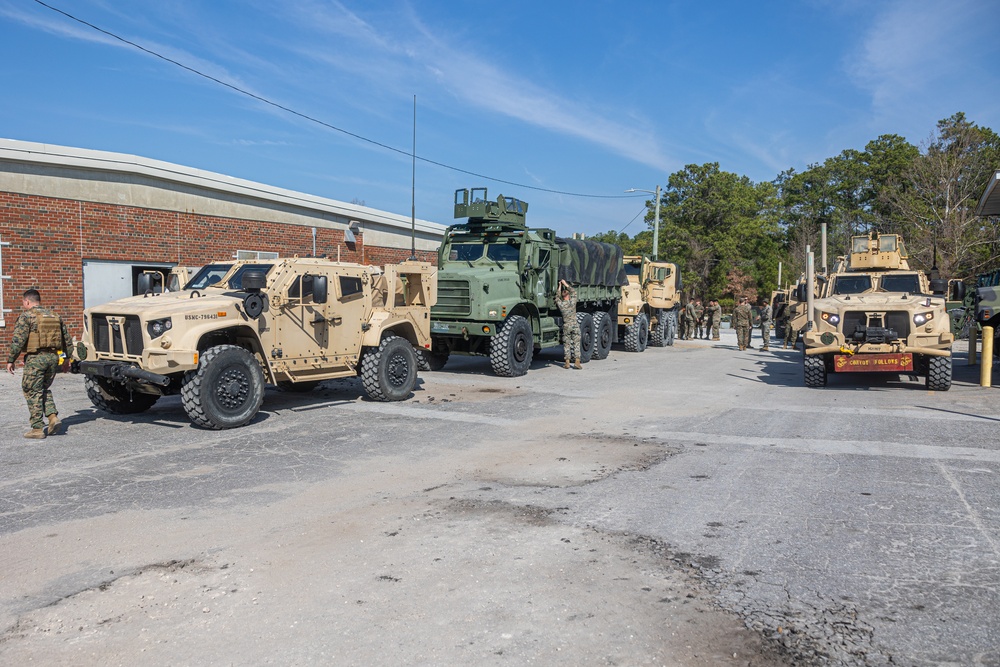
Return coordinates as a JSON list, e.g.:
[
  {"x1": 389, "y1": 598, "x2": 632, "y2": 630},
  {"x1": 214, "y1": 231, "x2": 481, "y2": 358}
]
[{"x1": 236, "y1": 250, "x2": 279, "y2": 260}]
